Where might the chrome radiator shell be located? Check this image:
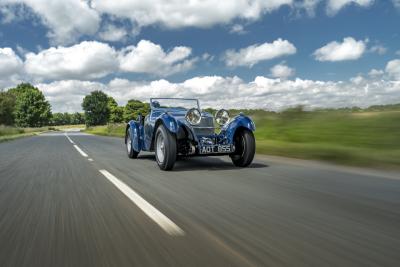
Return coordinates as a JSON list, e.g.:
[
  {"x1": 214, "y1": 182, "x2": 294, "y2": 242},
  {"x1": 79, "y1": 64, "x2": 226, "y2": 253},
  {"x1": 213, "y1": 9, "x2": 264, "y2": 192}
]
[{"x1": 192, "y1": 116, "x2": 215, "y2": 136}]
